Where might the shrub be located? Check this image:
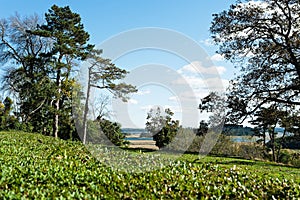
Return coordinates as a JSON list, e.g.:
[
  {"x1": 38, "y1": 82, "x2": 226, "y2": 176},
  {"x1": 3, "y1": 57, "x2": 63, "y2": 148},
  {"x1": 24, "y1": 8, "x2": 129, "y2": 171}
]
[
  {"x1": 165, "y1": 130, "x2": 268, "y2": 161},
  {"x1": 87, "y1": 119, "x2": 129, "y2": 146},
  {"x1": 167, "y1": 128, "x2": 197, "y2": 152},
  {"x1": 149, "y1": 108, "x2": 180, "y2": 149},
  {"x1": 153, "y1": 121, "x2": 179, "y2": 149},
  {"x1": 278, "y1": 149, "x2": 300, "y2": 167},
  {"x1": 277, "y1": 136, "x2": 300, "y2": 149},
  {"x1": 210, "y1": 134, "x2": 236, "y2": 156},
  {"x1": 234, "y1": 143, "x2": 266, "y2": 160}
]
